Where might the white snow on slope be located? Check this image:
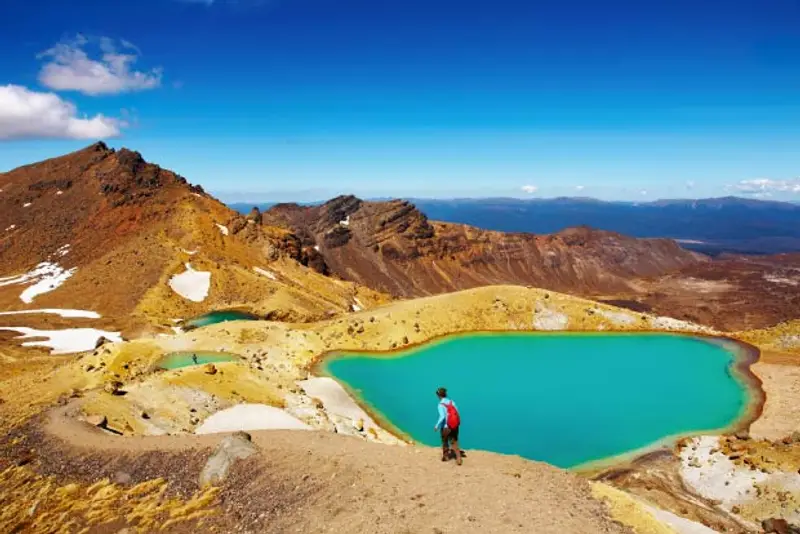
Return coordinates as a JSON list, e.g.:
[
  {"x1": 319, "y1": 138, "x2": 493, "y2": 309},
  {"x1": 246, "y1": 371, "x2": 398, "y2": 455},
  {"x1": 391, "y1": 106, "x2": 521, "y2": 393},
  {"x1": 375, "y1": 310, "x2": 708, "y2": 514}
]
[
  {"x1": 253, "y1": 267, "x2": 277, "y2": 280},
  {"x1": 5, "y1": 224, "x2": 15, "y2": 231},
  {"x1": 0, "y1": 261, "x2": 77, "y2": 303},
  {"x1": 56, "y1": 190, "x2": 63, "y2": 196},
  {"x1": 23, "y1": 202, "x2": 31, "y2": 208},
  {"x1": 314, "y1": 245, "x2": 320, "y2": 252},
  {"x1": 169, "y1": 263, "x2": 211, "y2": 302},
  {"x1": 351, "y1": 297, "x2": 364, "y2": 312},
  {"x1": 339, "y1": 215, "x2": 350, "y2": 226},
  {"x1": 195, "y1": 404, "x2": 311, "y2": 434},
  {"x1": 215, "y1": 223, "x2": 229, "y2": 236},
  {"x1": 0, "y1": 326, "x2": 122, "y2": 354},
  {"x1": 0, "y1": 309, "x2": 100, "y2": 319}
]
